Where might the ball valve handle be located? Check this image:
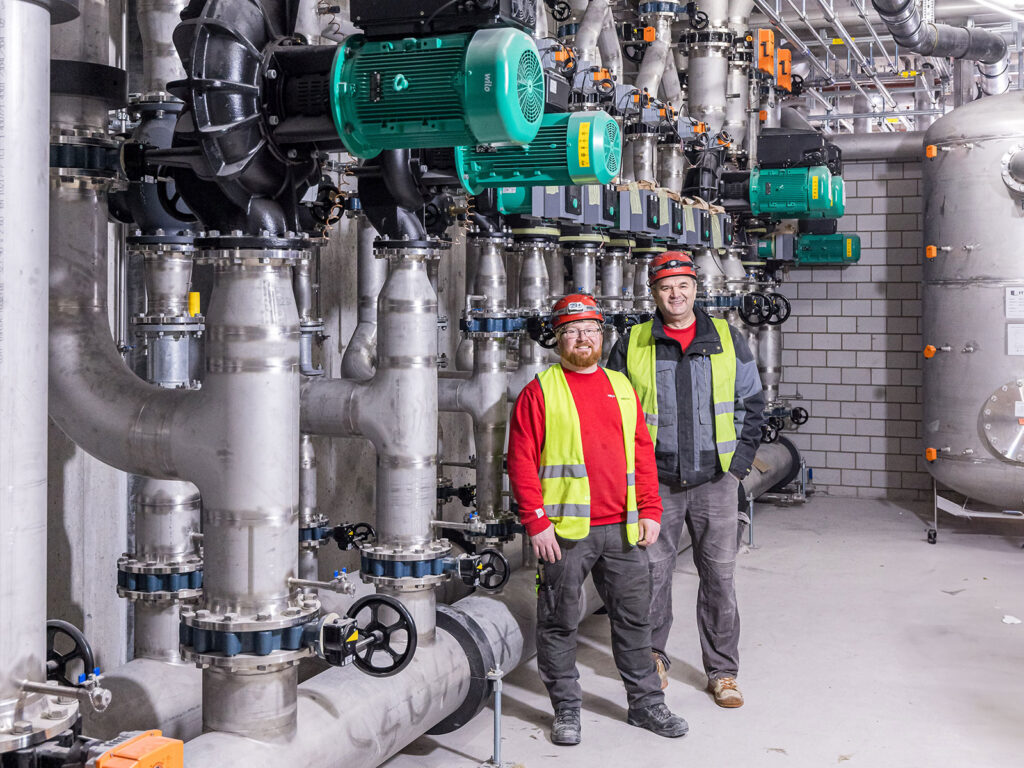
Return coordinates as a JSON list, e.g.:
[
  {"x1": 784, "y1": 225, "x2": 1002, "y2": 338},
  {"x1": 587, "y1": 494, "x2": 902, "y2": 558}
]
[{"x1": 332, "y1": 522, "x2": 376, "y2": 551}]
